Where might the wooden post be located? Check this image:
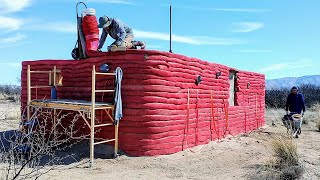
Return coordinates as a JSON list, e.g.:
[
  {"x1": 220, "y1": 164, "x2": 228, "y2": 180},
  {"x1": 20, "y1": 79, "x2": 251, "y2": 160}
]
[
  {"x1": 27, "y1": 65, "x2": 31, "y2": 121},
  {"x1": 114, "y1": 123, "x2": 119, "y2": 157},
  {"x1": 90, "y1": 65, "x2": 96, "y2": 167},
  {"x1": 53, "y1": 66, "x2": 57, "y2": 138},
  {"x1": 53, "y1": 66, "x2": 56, "y2": 86}
]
